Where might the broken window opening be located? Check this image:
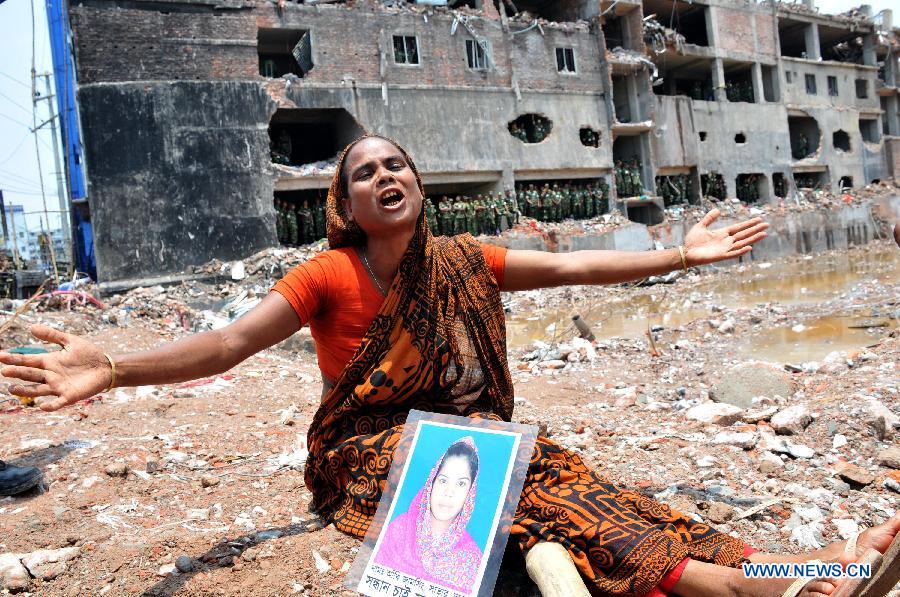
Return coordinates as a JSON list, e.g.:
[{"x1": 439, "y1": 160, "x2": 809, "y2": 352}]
[
  {"x1": 450, "y1": 0, "x2": 481, "y2": 9},
  {"x1": 838, "y1": 176, "x2": 853, "y2": 190},
  {"x1": 724, "y1": 62, "x2": 755, "y2": 103},
  {"x1": 655, "y1": 174, "x2": 692, "y2": 207},
  {"x1": 653, "y1": 57, "x2": 715, "y2": 100},
  {"x1": 274, "y1": 189, "x2": 328, "y2": 247},
  {"x1": 788, "y1": 114, "x2": 821, "y2": 160},
  {"x1": 602, "y1": 14, "x2": 635, "y2": 52},
  {"x1": 734, "y1": 133, "x2": 746, "y2": 144},
  {"x1": 612, "y1": 75, "x2": 633, "y2": 122},
  {"x1": 625, "y1": 202, "x2": 665, "y2": 226},
  {"x1": 642, "y1": 0, "x2": 709, "y2": 47},
  {"x1": 579, "y1": 127, "x2": 601, "y2": 148},
  {"x1": 268, "y1": 108, "x2": 364, "y2": 168},
  {"x1": 793, "y1": 171, "x2": 828, "y2": 191},
  {"x1": 508, "y1": 114, "x2": 553, "y2": 144},
  {"x1": 859, "y1": 118, "x2": 880, "y2": 144},
  {"x1": 761, "y1": 65, "x2": 779, "y2": 102},
  {"x1": 393, "y1": 35, "x2": 419, "y2": 65},
  {"x1": 819, "y1": 25, "x2": 865, "y2": 64},
  {"x1": 511, "y1": 0, "x2": 596, "y2": 24},
  {"x1": 698, "y1": 131, "x2": 707, "y2": 141},
  {"x1": 832, "y1": 129, "x2": 850, "y2": 152},
  {"x1": 466, "y1": 38, "x2": 489, "y2": 71},
  {"x1": 786, "y1": 71, "x2": 793, "y2": 84},
  {"x1": 805, "y1": 73, "x2": 817, "y2": 95},
  {"x1": 701, "y1": 172, "x2": 726, "y2": 200},
  {"x1": 735, "y1": 173, "x2": 766, "y2": 204},
  {"x1": 854, "y1": 78, "x2": 868, "y2": 99},
  {"x1": 772, "y1": 172, "x2": 787, "y2": 198},
  {"x1": 556, "y1": 47, "x2": 576, "y2": 74},
  {"x1": 778, "y1": 19, "x2": 812, "y2": 59},
  {"x1": 258, "y1": 28, "x2": 312, "y2": 79},
  {"x1": 828, "y1": 75, "x2": 839, "y2": 97},
  {"x1": 612, "y1": 135, "x2": 648, "y2": 198}
]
